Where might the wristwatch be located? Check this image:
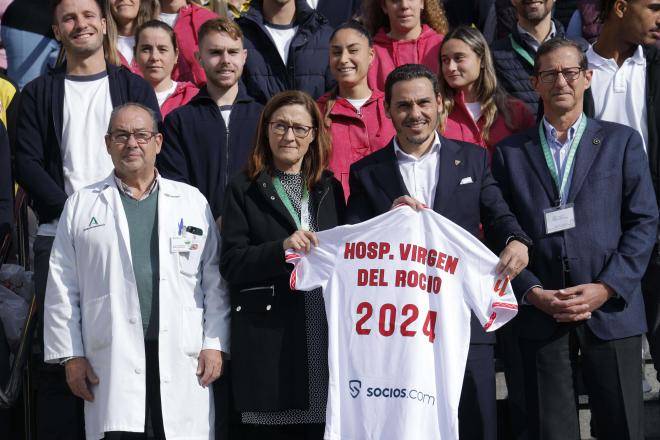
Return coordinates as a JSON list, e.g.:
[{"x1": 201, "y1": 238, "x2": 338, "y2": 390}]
[{"x1": 507, "y1": 234, "x2": 533, "y2": 251}]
